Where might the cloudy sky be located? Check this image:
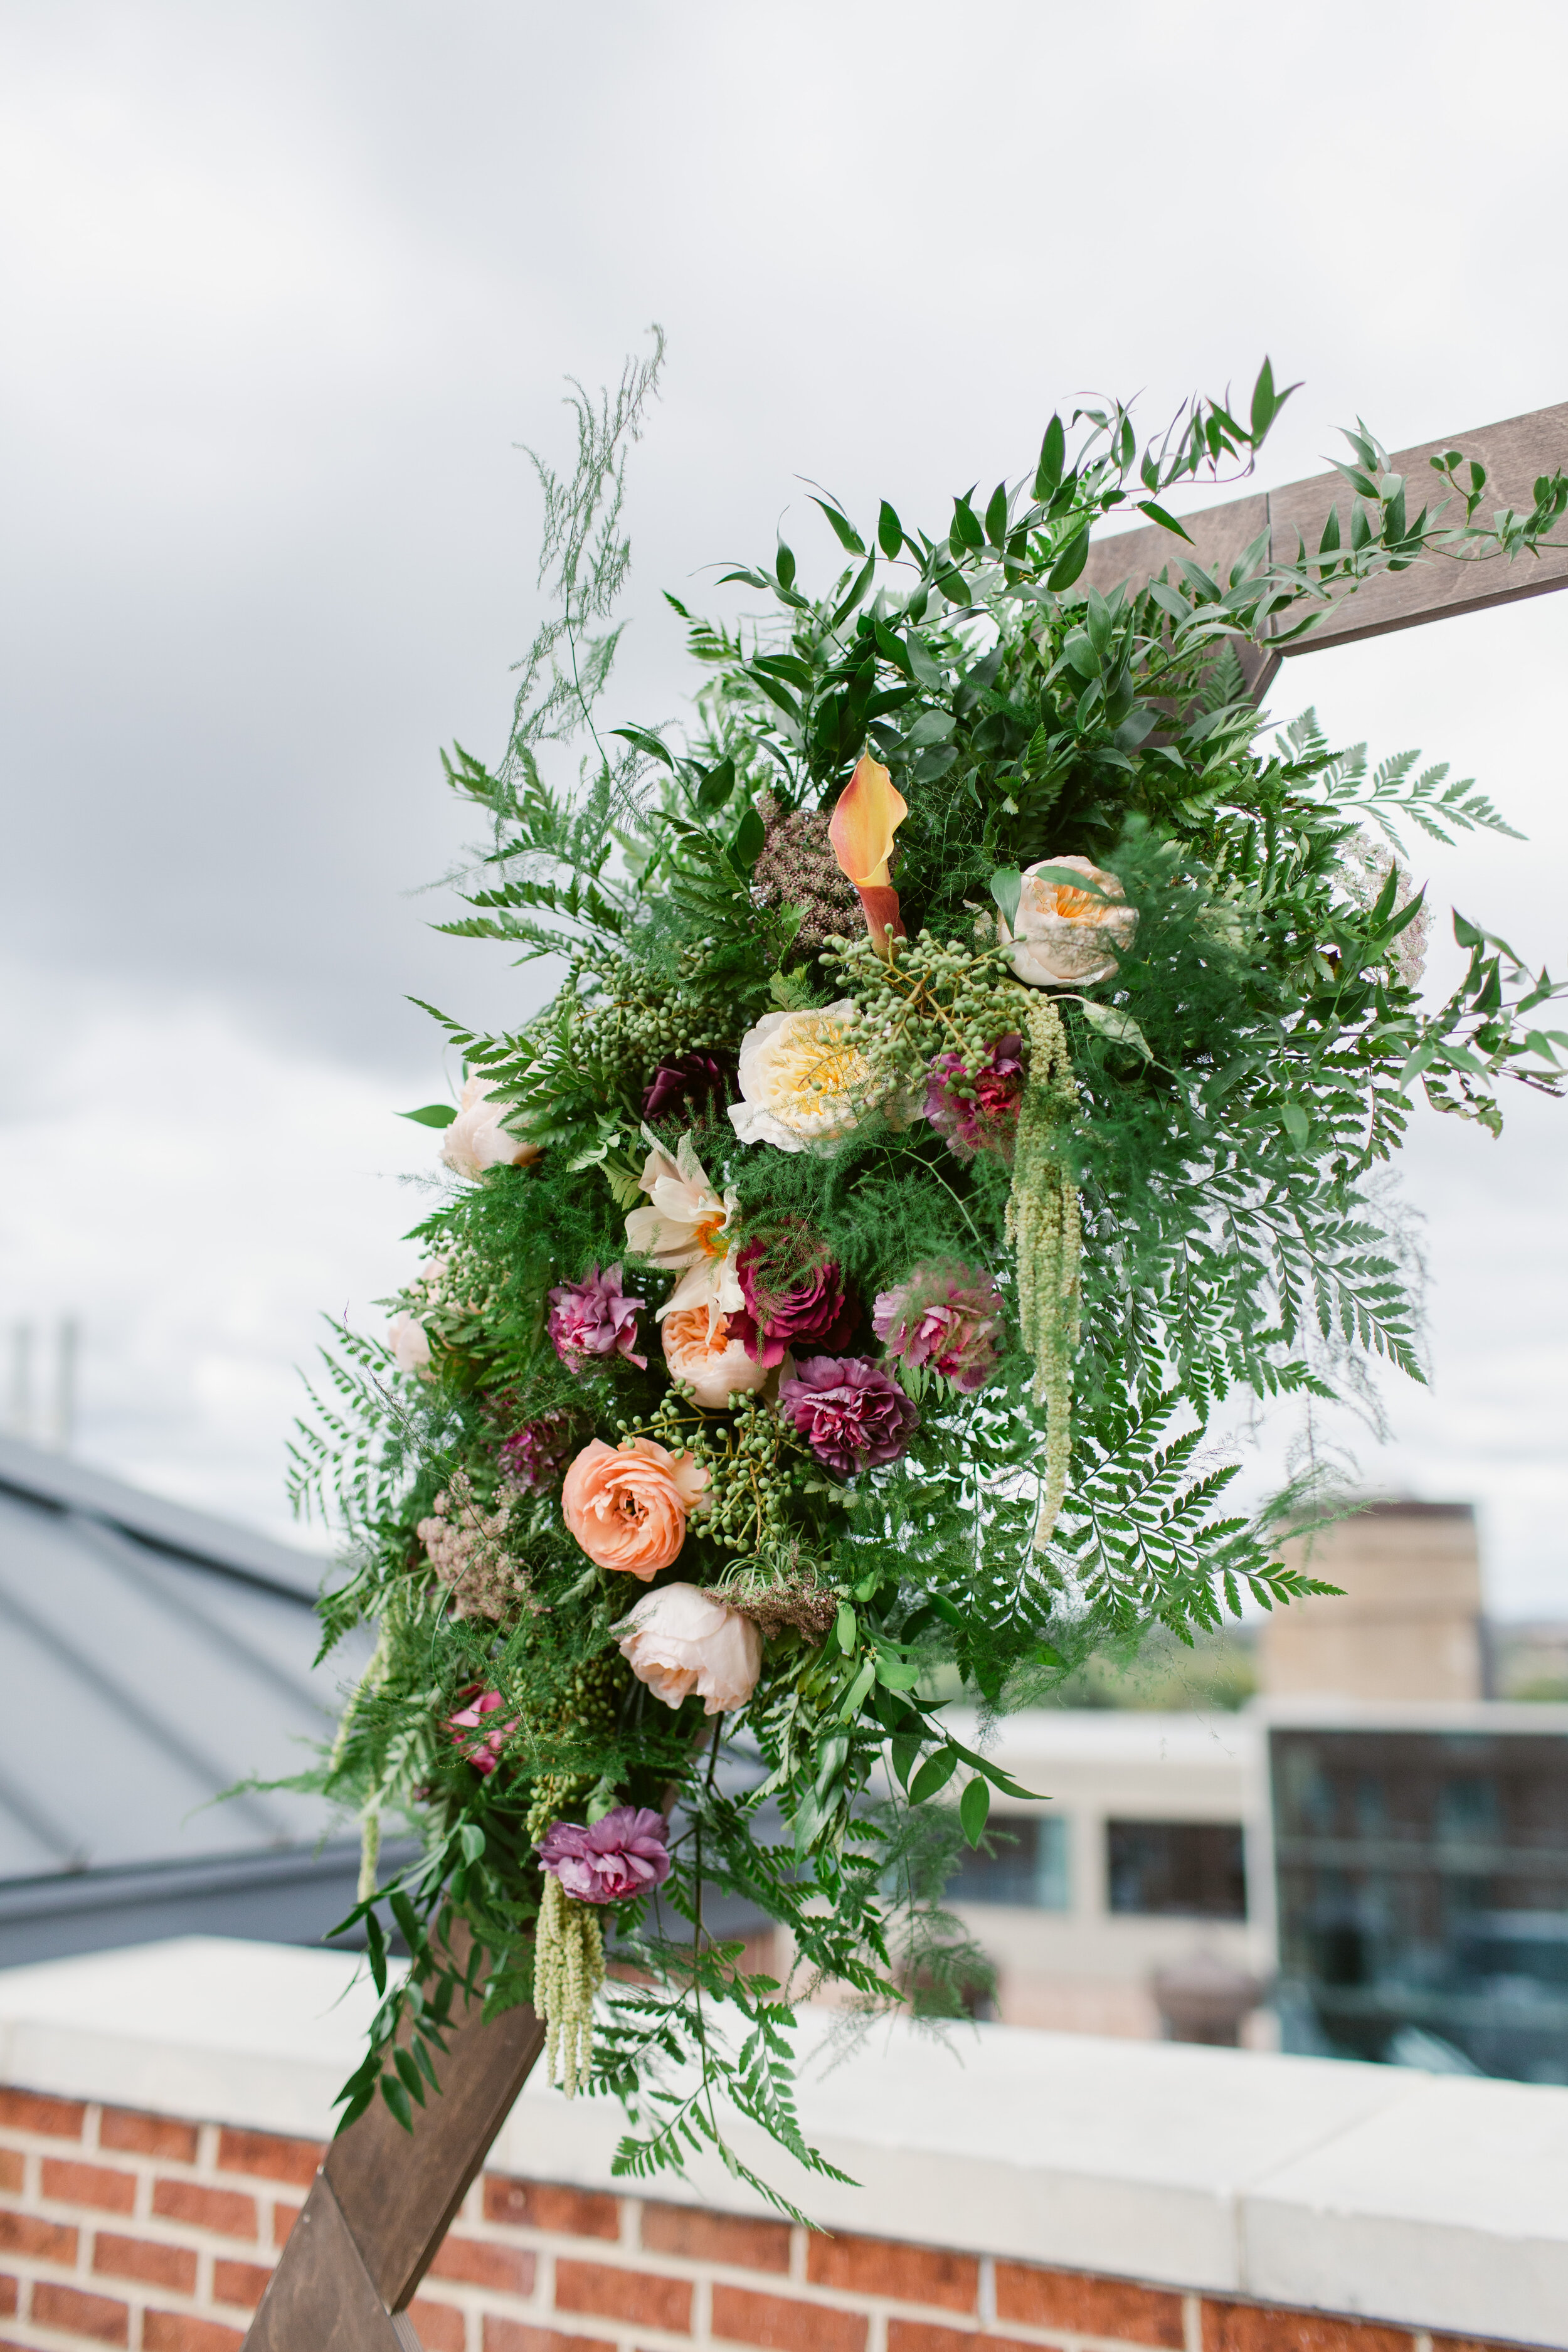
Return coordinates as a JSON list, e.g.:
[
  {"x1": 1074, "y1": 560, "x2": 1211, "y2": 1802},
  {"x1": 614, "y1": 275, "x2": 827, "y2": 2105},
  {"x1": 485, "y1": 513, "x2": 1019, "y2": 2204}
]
[{"x1": 2, "y1": 1, "x2": 1565, "y2": 1616}]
